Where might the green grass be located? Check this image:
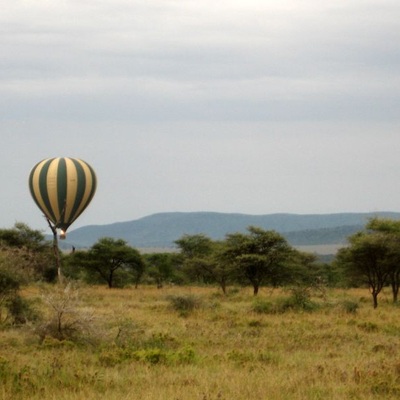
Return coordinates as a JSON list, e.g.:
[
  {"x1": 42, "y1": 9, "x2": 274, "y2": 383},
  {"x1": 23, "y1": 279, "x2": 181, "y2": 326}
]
[{"x1": 1, "y1": 285, "x2": 400, "y2": 399}]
